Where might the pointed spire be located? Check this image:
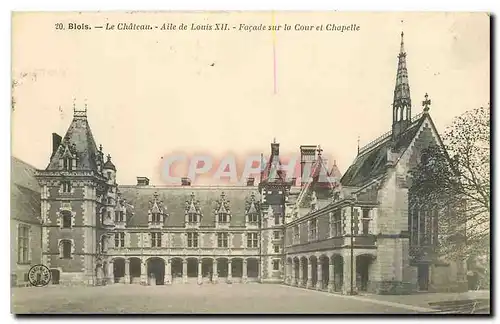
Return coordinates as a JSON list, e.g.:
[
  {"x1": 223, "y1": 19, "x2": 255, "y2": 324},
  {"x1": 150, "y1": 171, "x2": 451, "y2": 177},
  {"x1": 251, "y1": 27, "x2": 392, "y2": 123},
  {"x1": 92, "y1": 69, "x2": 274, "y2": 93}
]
[{"x1": 392, "y1": 30, "x2": 412, "y2": 138}]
